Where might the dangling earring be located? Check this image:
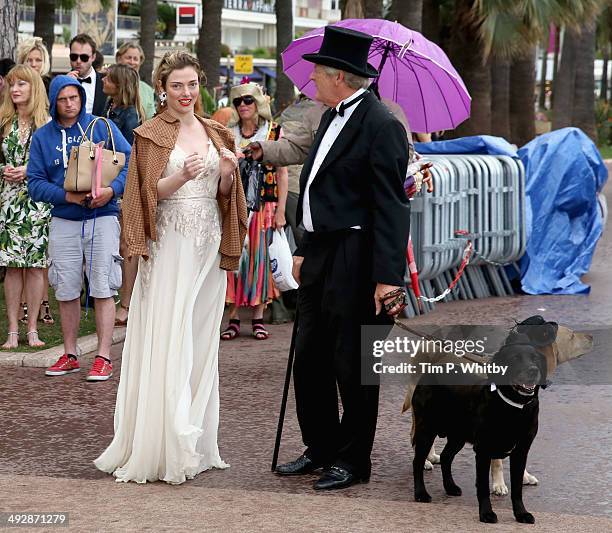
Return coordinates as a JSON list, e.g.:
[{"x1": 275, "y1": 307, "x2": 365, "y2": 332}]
[{"x1": 159, "y1": 91, "x2": 167, "y2": 106}]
